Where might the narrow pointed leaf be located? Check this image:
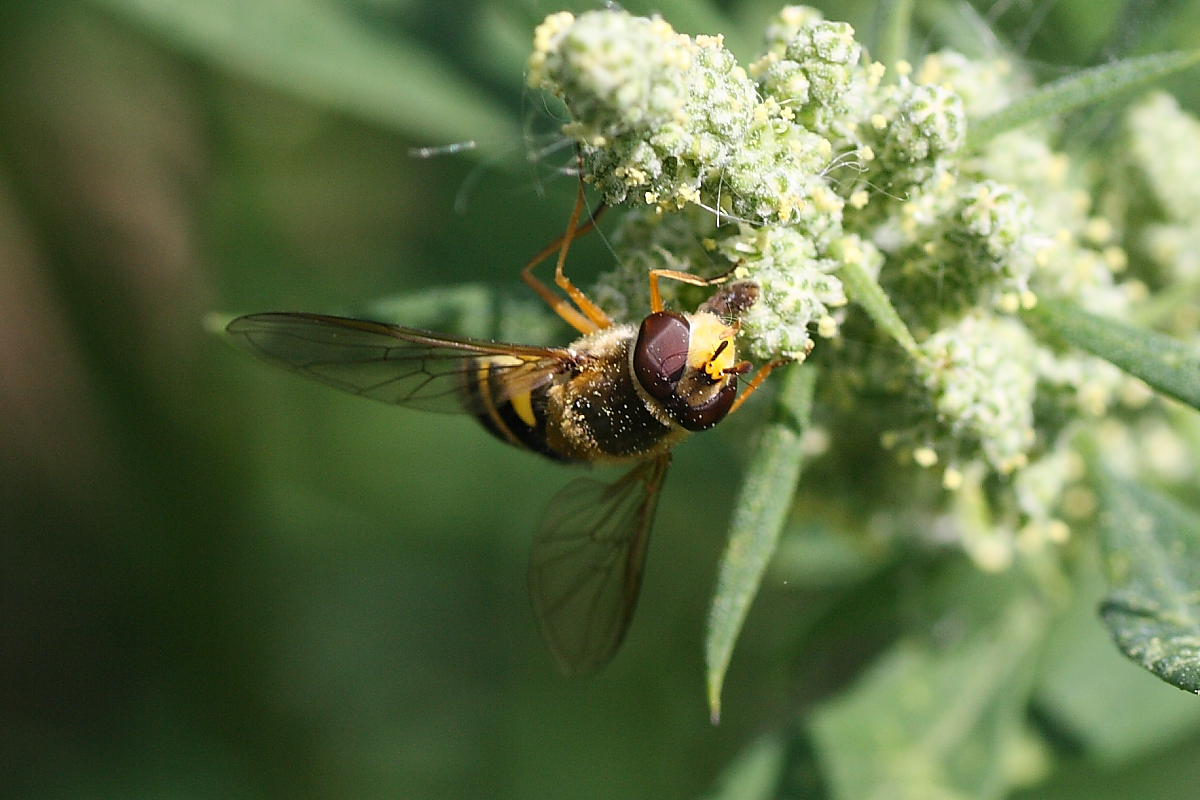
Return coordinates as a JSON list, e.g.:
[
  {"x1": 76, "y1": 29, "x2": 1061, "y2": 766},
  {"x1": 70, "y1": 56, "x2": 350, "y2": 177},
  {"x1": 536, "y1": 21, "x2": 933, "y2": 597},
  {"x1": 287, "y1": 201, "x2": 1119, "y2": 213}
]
[
  {"x1": 706, "y1": 364, "x2": 817, "y2": 722},
  {"x1": 968, "y1": 49, "x2": 1200, "y2": 147},
  {"x1": 1028, "y1": 299, "x2": 1200, "y2": 410},
  {"x1": 838, "y1": 260, "x2": 922, "y2": 358},
  {"x1": 913, "y1": 0, "x2": 1003, "y2": 60},
  {"x1": 86, "y1": 0, "x2": 521, "y2": 161},
  {"x1": 875, "y1": 0, "x2": 915, "y2": 71},
  {"x1": 1097, "y1": 472, "x2": 1200, "y2": 694}
]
